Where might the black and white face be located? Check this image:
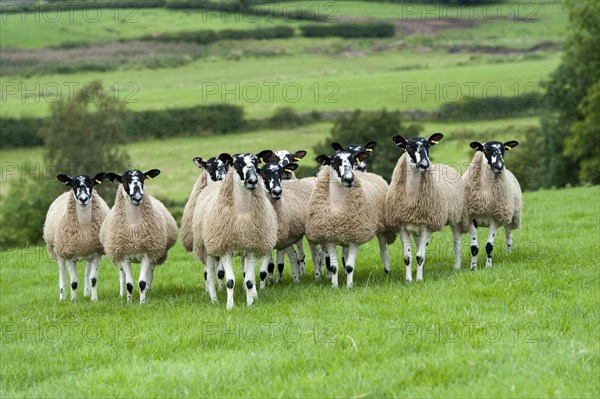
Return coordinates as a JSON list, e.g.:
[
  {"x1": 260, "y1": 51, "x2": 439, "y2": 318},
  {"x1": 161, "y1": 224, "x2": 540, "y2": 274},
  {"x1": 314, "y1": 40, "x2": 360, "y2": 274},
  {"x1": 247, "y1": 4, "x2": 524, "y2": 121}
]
[
  {"x1": 332, "y1": 141, "x2": 376, "y2": 172},
  {"x1": 193, "y1": 155, "x2": 232, "y2": 183},
  {"x1": 106, "y1": 169, "x2": 161, "y2": 206},
  {"x1": 233, "y1": 153, "x2": 264, "y2": 190},
  {"x1": 260, "y1": 163, "x2": 298, "y2": 200},
  {"x1": 316, "y1": 150, "x2": 369, "y2": 187},
  {"x1": 470, "y1": 140, "x2": 519, "y2": 174},
  {"x1": 57, "y1": 173, "x2": 105, "y2": 206},
  {"x1": 268, "y1": 150, "x2": 306, "y2": 180},
  {"x1": 393, "y1": 133, "x2": 443, "y2": 173}
]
